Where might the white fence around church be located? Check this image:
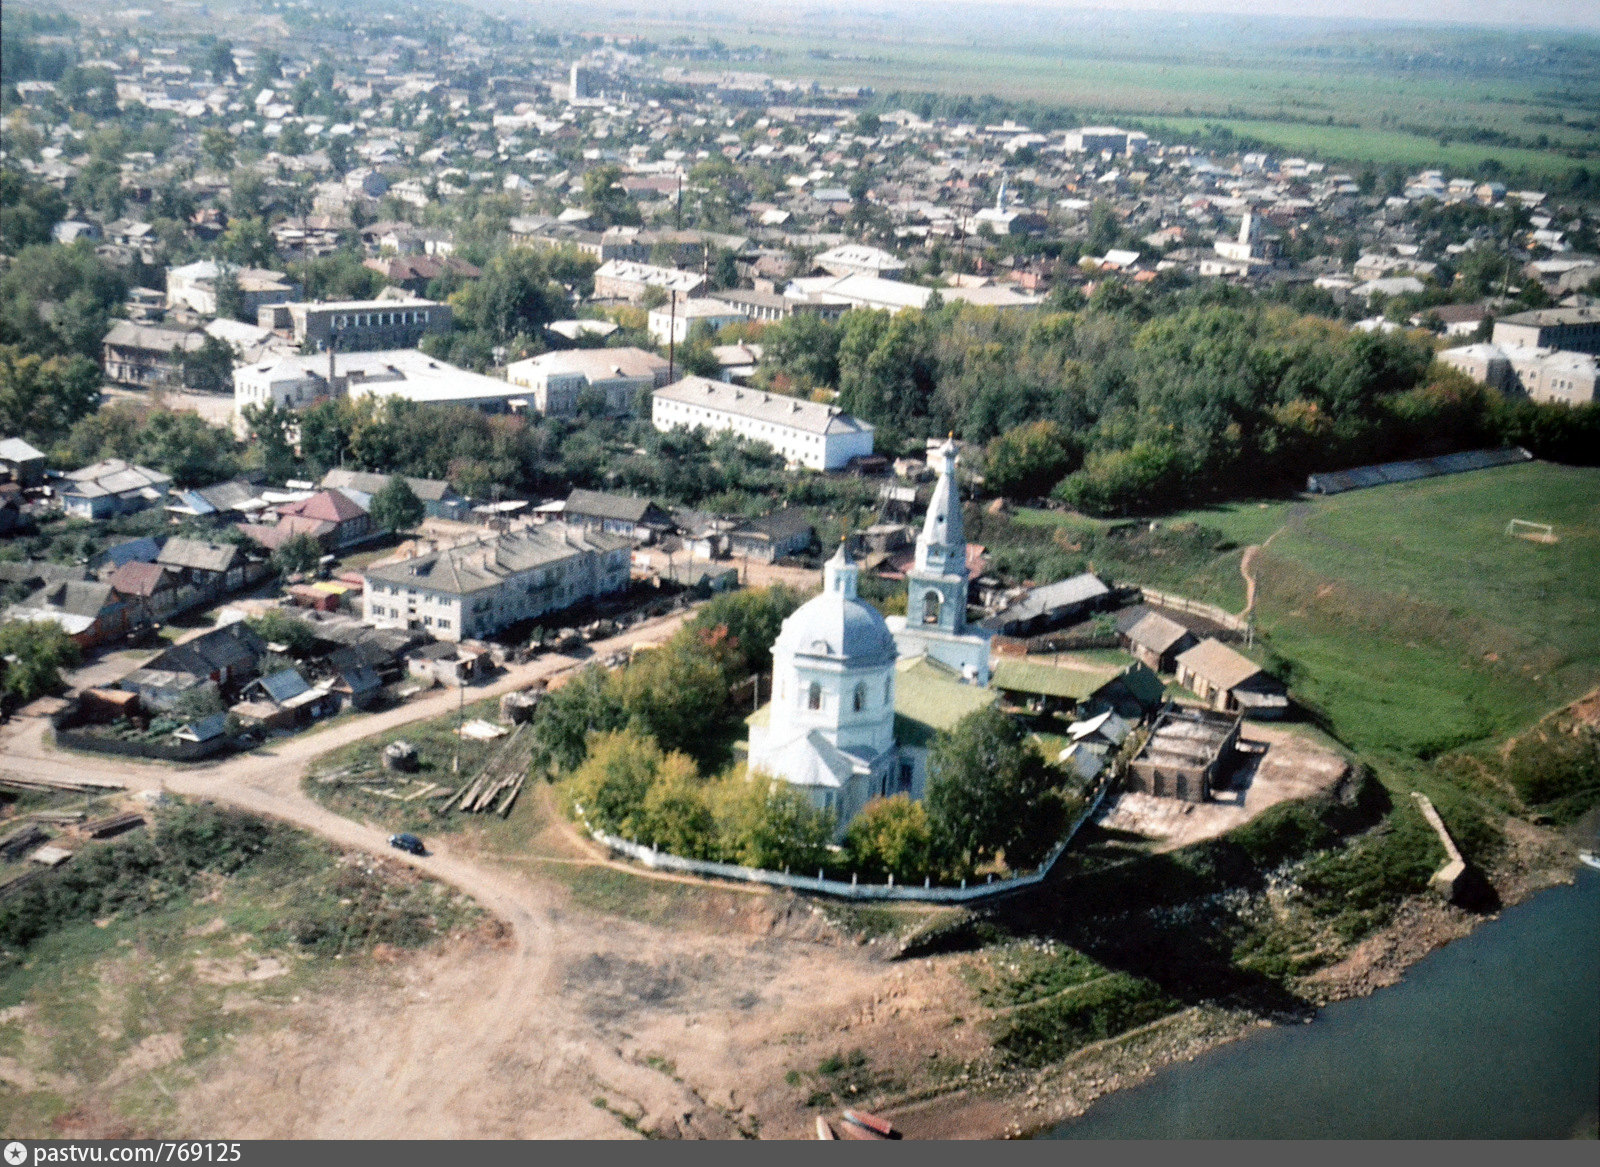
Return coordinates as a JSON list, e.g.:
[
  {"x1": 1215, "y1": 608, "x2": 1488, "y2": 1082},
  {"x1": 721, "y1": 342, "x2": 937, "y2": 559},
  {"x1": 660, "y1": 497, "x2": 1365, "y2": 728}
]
[{"x1": 580, "y1": 768, "x2": 1117, "y2": 904}]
